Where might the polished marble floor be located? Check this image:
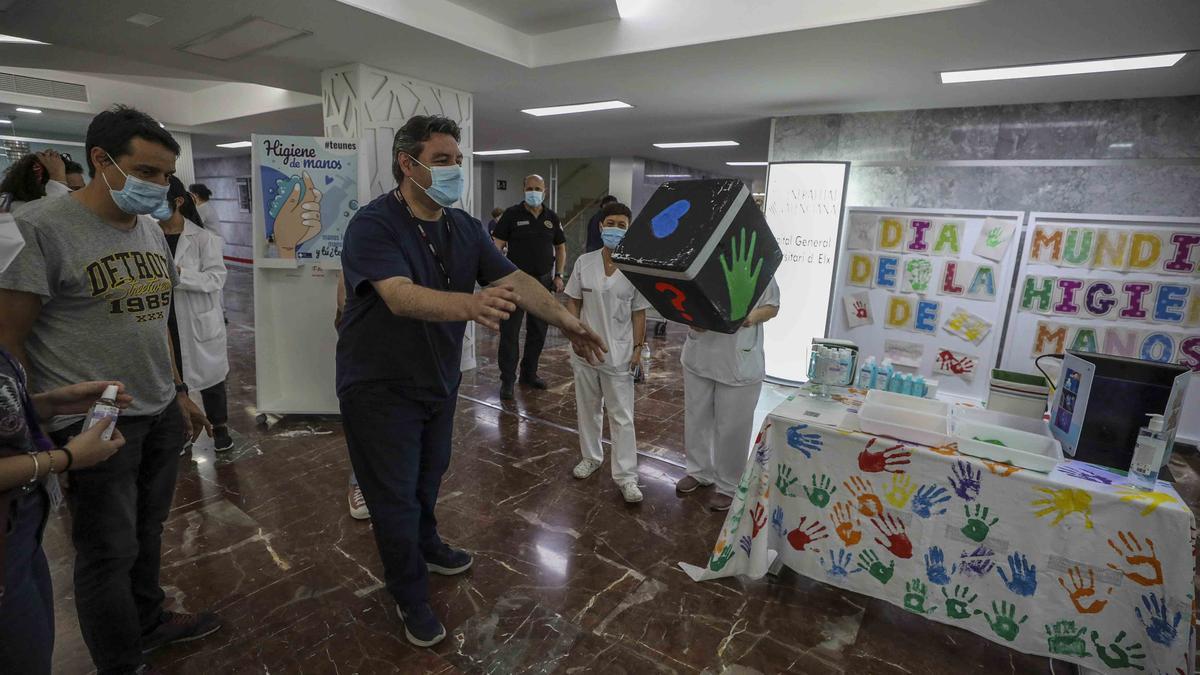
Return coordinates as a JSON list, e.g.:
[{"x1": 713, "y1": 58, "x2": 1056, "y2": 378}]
[{"x1": 43, "y1": 267, "x2": 1199, "y2": 674}]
